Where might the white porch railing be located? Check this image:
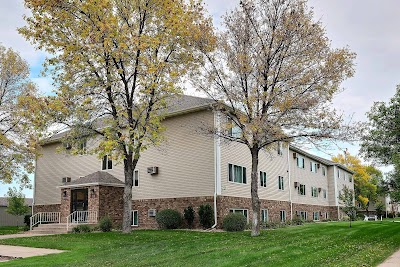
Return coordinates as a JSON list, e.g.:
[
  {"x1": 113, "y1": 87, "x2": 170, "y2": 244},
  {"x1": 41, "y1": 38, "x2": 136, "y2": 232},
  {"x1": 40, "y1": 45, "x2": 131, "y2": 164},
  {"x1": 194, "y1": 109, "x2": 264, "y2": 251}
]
[
  {"x1": 67, "y1": 211, "x2": 98, "y2": 231},
  {"x1": 30, "y1": 212, "x2": 61, "y2": 230}
]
